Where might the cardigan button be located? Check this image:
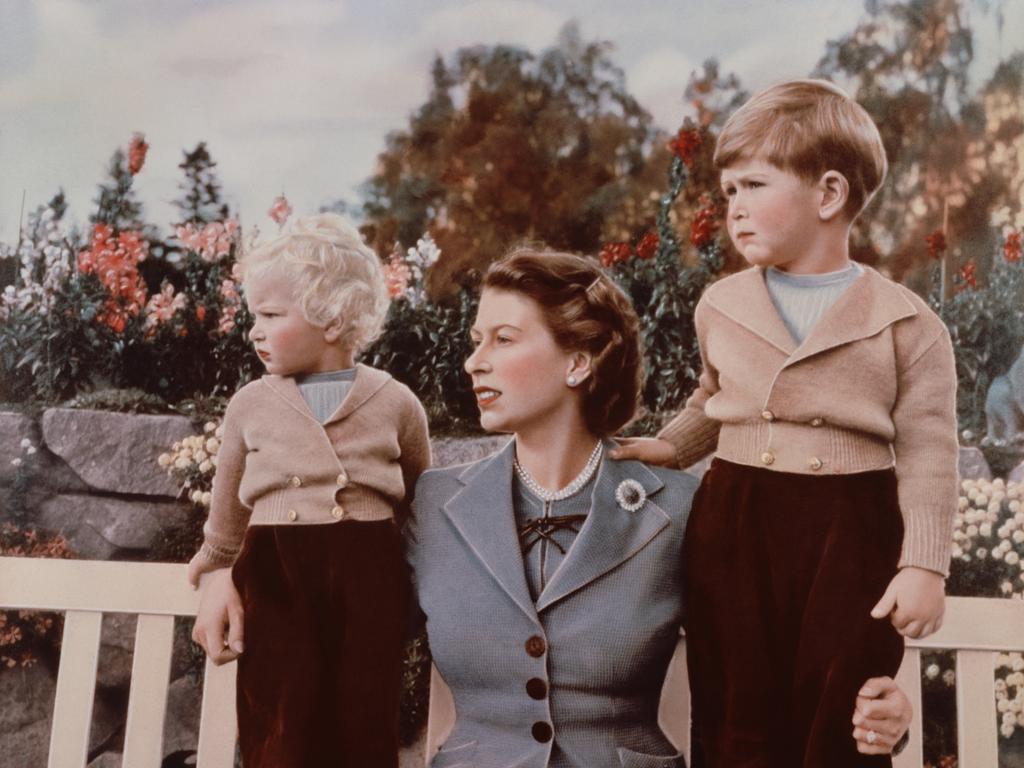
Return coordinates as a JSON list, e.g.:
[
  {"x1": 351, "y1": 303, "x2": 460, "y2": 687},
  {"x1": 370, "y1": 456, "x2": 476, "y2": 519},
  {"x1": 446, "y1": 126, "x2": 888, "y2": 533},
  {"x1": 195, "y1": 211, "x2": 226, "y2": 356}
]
[
  {"x1": 531, "y1": 721, "x2": 553, "y2": 743},
  {"x1": 287, "y1": 509, "x2": 298, "y2": 522},
  {"x1": 760, "y1": 452, "x2": 775, "y2": 466},
  {"x1": 289, "y1": 475, "x2": 302, "y2": 488},
  {"x1": 760, "y1": 410, "x2": 775, "y2": 422},
  {"x1": 524, "y1": 635, "x2": 546, "y2": 657},
  {"x1": 336, "y1": 470, "x2": 349, "y2": 487},
  {"x1": 808, "y1": 457, "x2": 823, "y2": 471},
  {"x1": 810, "y1": 417, "x2": 824, "y2": 427},
  {"x1": 331, "y1": 505, "x2": 346, "y2": 520},
  {"x1": 526, "y1": 678, "x2": 548, "y2": 700}
]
